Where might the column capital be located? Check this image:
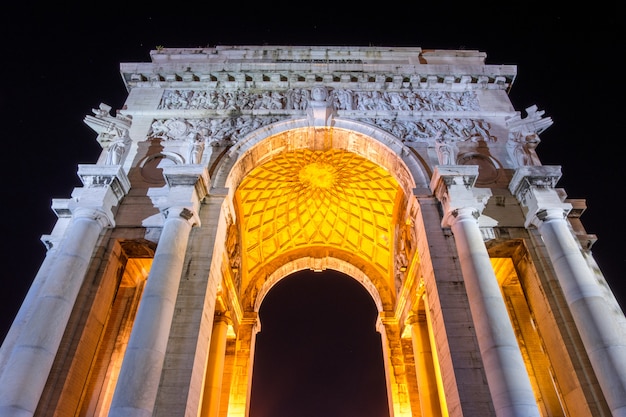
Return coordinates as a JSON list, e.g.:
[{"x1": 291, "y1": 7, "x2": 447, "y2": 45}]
[
  {"x1": 71, "y1": 206, "x2": 116, "y2": 228},
  {"x1": 405, "y1": 312, "x2": 426, "y2": 326},
  {"x1": 159, "y1": 165, "x2": 211, "y2": 227},
  {"x1": 430, "y1": 165, "x2": 479, "y2": 198},
  {"x1": 163, "y1": 164, "x2": 210, "y2": 194},
  {"x1": 240, "y1": 312, "x2": 261, "y2": 334},
  {"x1": 66, "y1": 165, "x2": 131, "y2": 228},
  {"x1": 508, "y1": 165, "x2": 562, "y2": 200},
  {"x1": 77, "y1": 164, "x2": 131, "y2": 200},
  {"x1": 214, "y1": 311, "x2": 233, "y2": 326},
  {"x1": 430, "y1": 165, "x2": 492, "y2": 228},
  {"x1": 508, "y1": 165, "x2": 572, "y2": 228}
]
